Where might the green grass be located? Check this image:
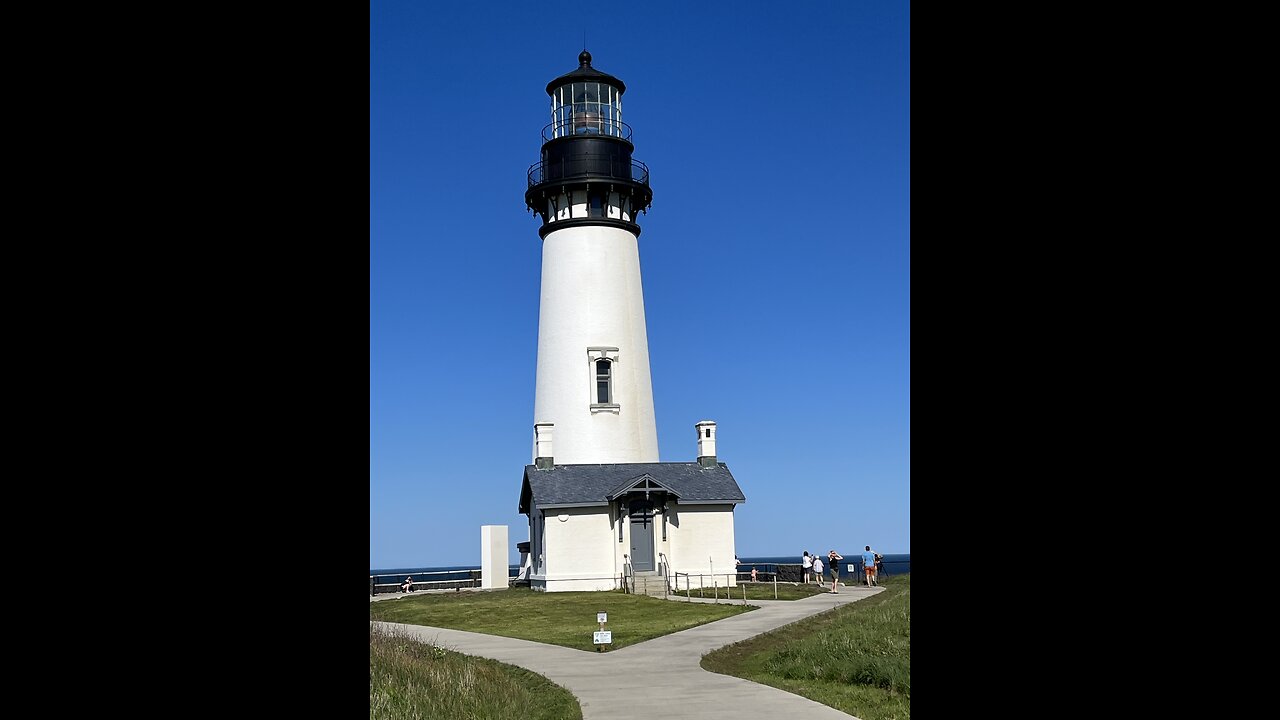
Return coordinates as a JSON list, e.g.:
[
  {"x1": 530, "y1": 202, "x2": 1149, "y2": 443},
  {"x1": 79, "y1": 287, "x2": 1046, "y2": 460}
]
[
  {"x1": 370, "y1": 586, "x2": 755, "y2": 651},
  {"x1": 370, "y1": 622, "x2": 582, "y2": 720},
  {"x1": 701, "y1": 573, "x2": 911, "y2": 720}
]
